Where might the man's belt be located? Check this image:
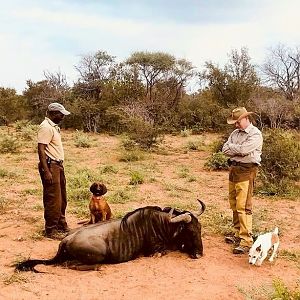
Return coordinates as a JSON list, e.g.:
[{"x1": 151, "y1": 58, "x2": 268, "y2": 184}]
[
  {"x1": 229, "y1": 160, "x2": 258, "y2": 167},
  {"x1": 47, "y1": 157, "x2": 63, "y2": 165}
]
